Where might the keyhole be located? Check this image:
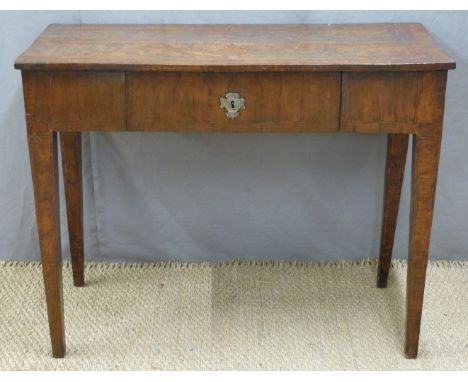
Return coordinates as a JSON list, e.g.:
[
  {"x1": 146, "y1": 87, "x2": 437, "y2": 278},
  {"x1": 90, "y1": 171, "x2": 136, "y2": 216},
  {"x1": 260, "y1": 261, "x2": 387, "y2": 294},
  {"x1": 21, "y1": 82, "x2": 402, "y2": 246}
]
[{"x1": 230, "y1": 100, "x2": 235, "y2": 109}]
